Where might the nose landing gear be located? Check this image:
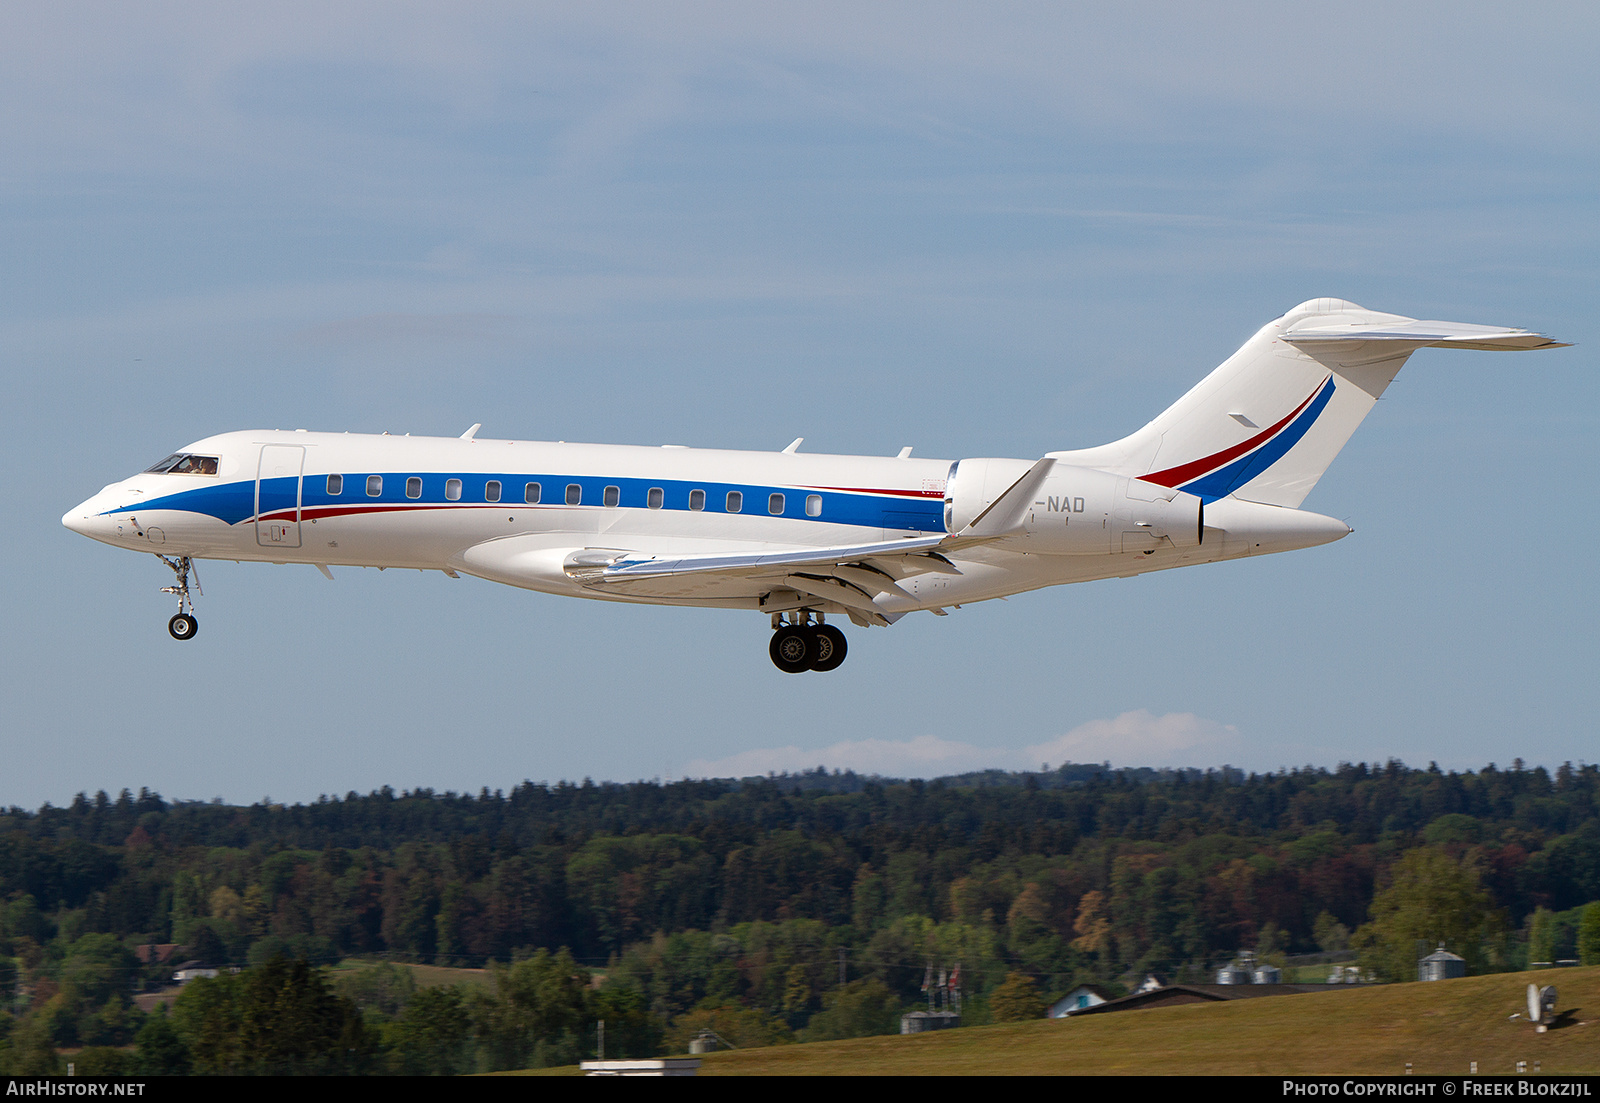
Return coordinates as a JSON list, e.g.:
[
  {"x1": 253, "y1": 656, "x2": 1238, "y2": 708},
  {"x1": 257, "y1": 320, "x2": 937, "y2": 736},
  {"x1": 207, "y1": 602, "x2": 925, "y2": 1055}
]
[
  {"x1": 768, "y1": 612, "x2": 848, "y2": 673},
  {"x1": 159, "y1": 555, "x2": 200, "y2": 640}
]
